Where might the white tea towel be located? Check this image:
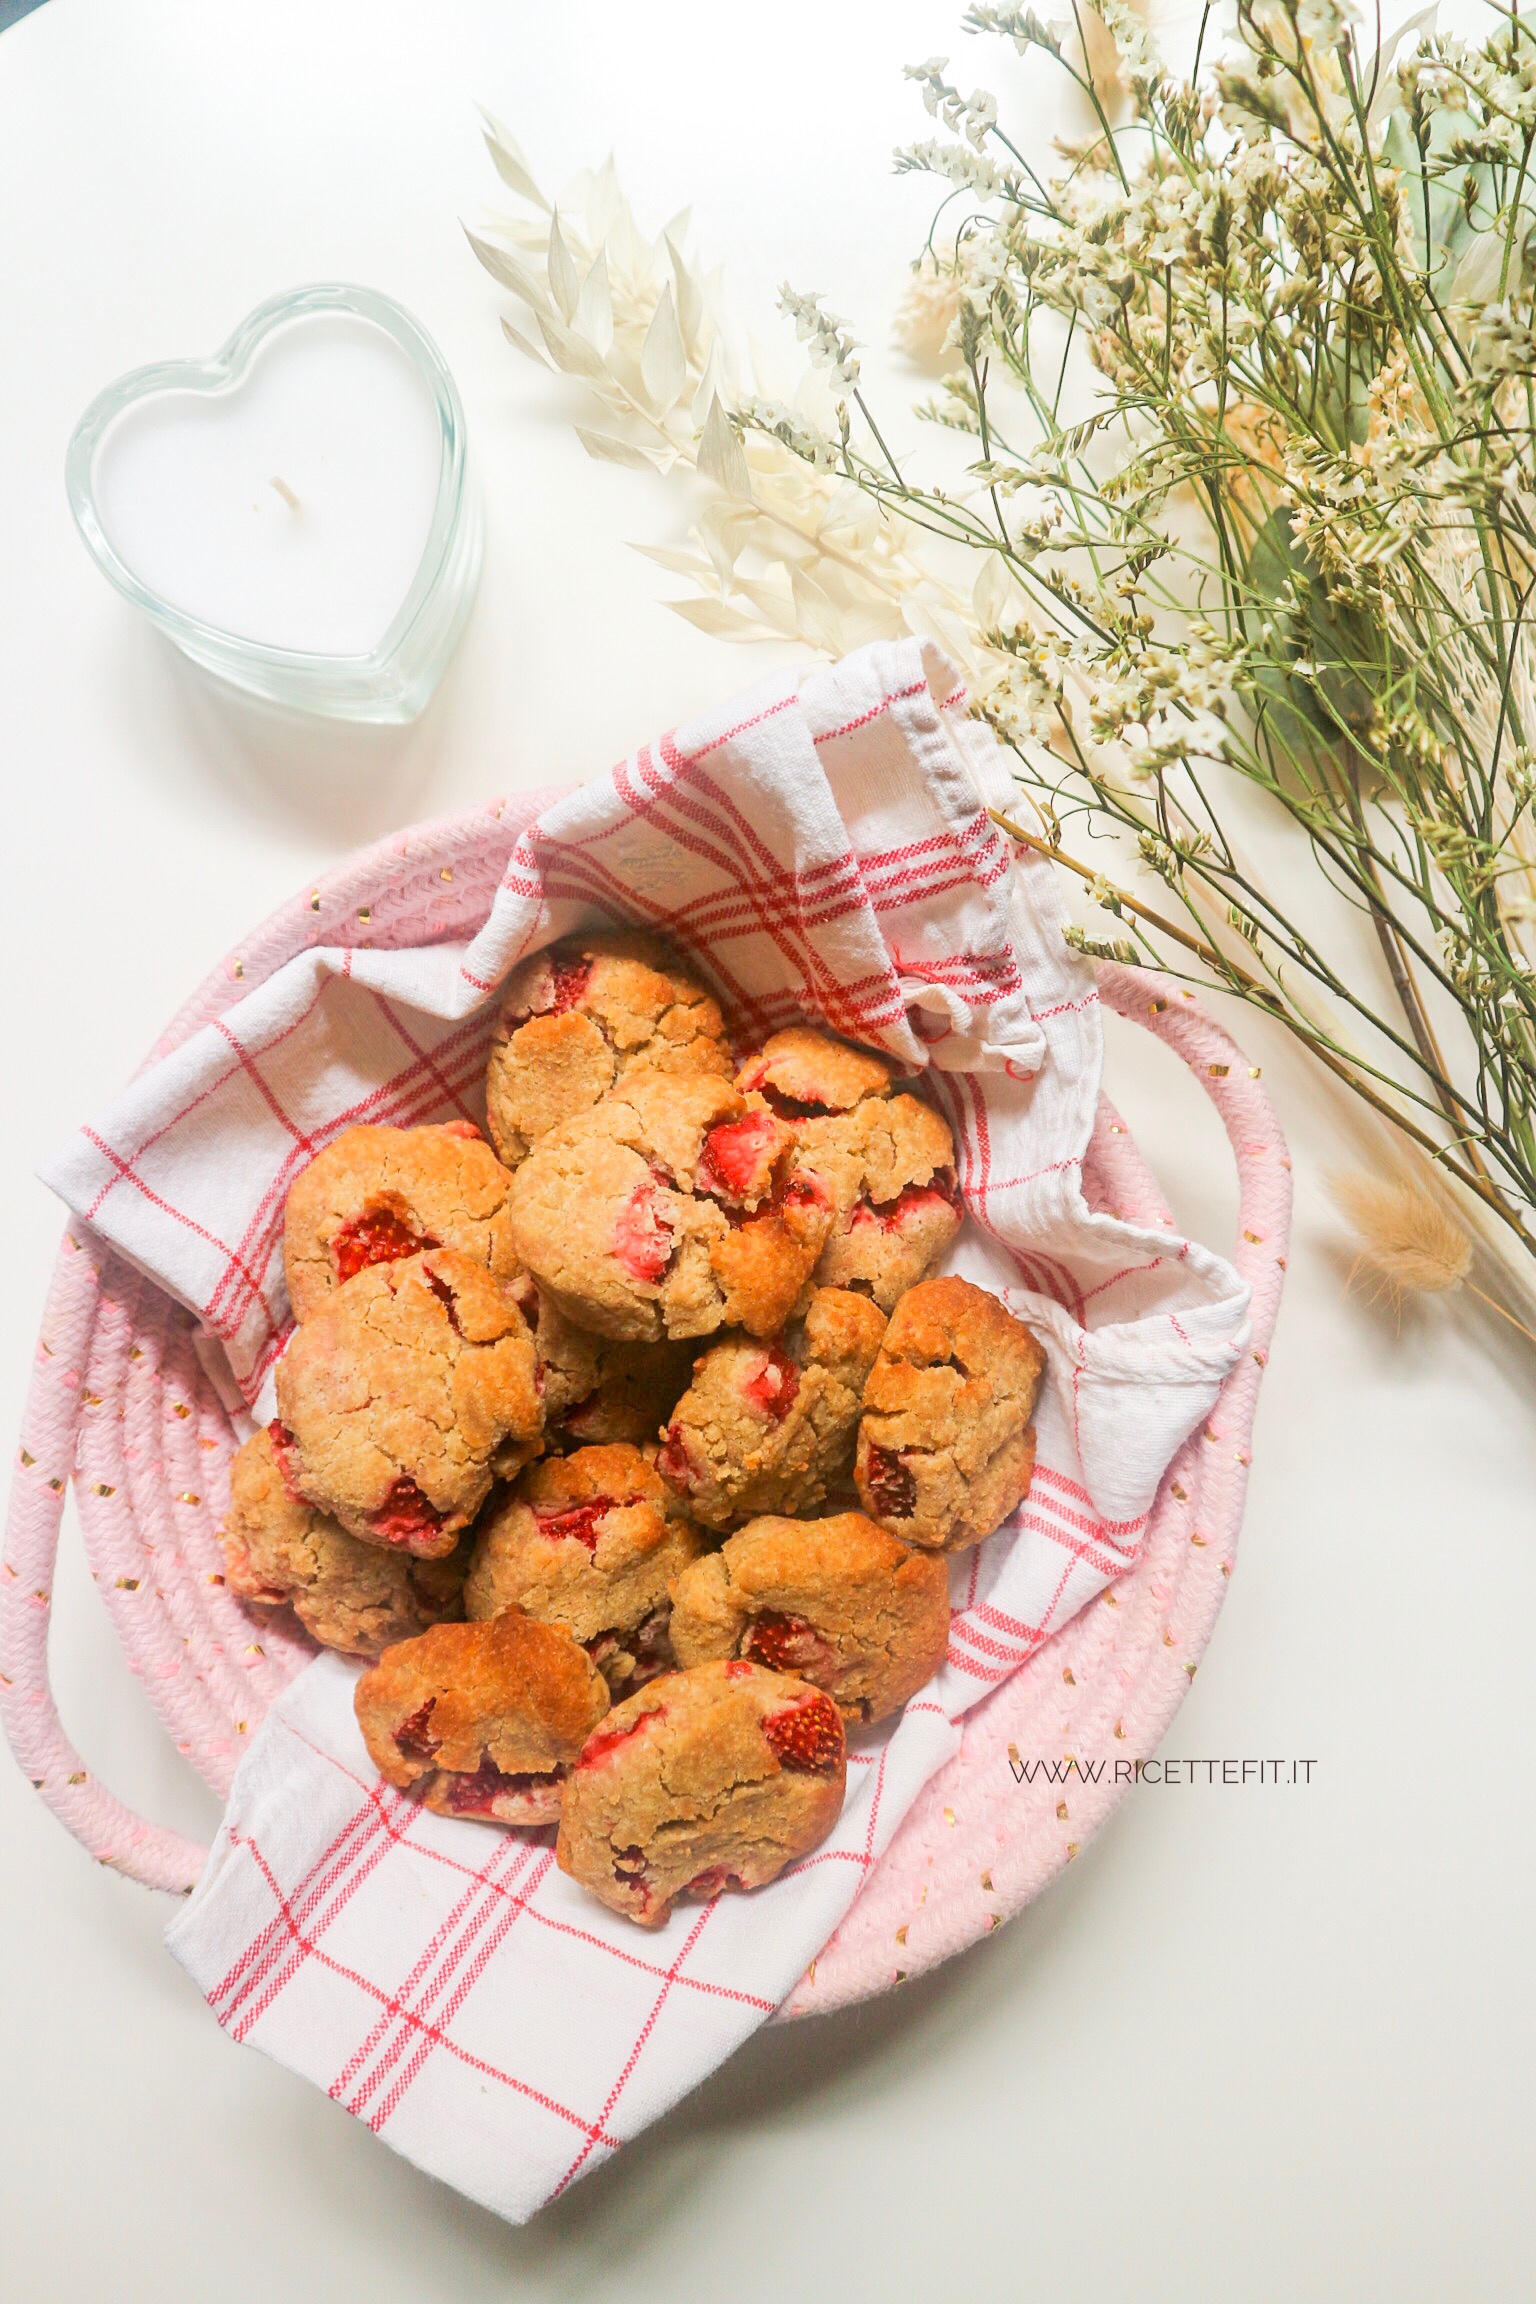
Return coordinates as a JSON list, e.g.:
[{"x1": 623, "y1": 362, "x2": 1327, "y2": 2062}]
[{"x1": 43, "y1": 639, "x2": 1249, "y2": 2221}]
